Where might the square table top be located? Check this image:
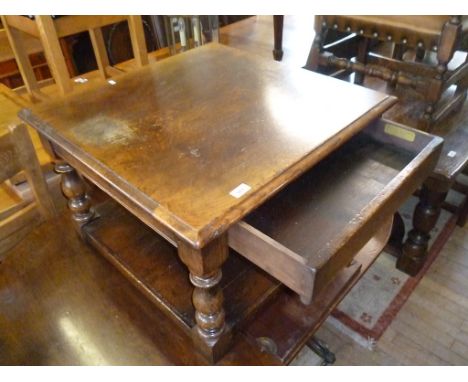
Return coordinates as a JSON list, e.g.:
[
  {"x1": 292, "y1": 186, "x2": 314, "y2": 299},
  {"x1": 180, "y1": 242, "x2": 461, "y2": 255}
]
[{"x1": 20, "y1": 44, "x2": 396, "y2": 248}]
